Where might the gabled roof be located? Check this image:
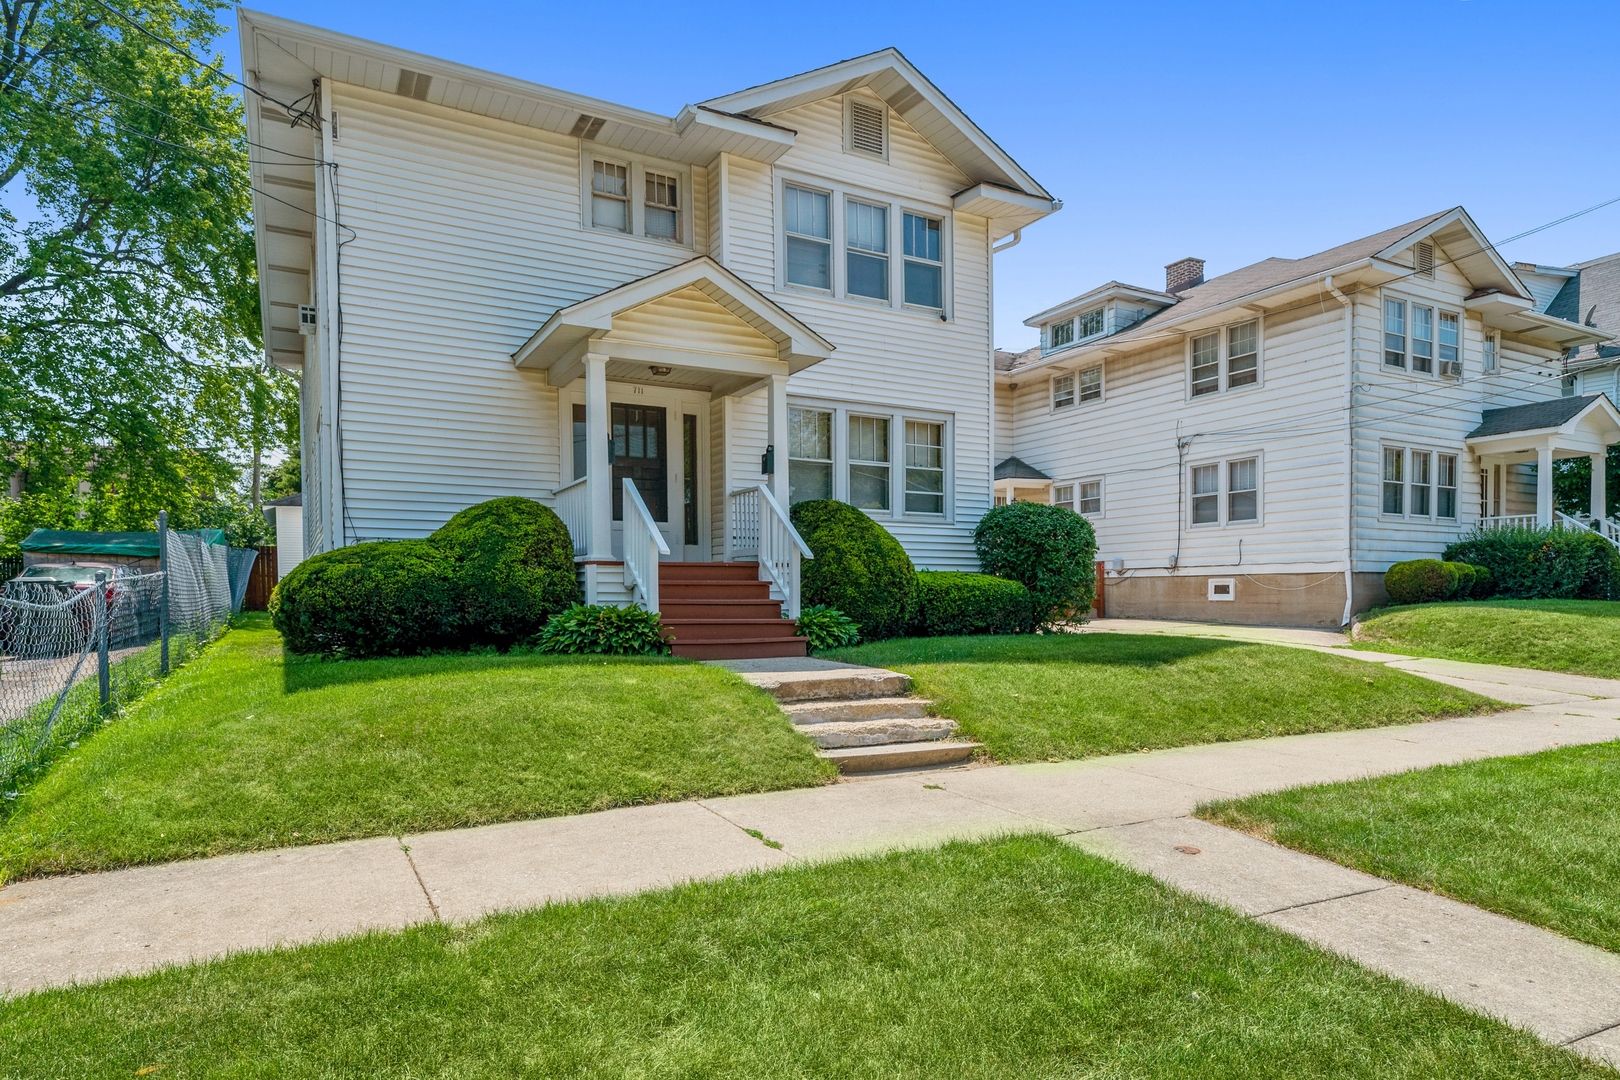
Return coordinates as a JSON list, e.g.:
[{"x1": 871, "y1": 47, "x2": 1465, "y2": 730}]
[
  {"x1": 1023, "y1": 281, "x2": 1177, "y2": 329},
  {"x1": 1467, "y1": 394, "x2": 1617, "y2": 439},
  {"x1": 1565, "y1": 250, "x2": 1620, "y2": 369},
  {"x1": 698, "y1": 49, "x2": 1052, "y2": 202},
  {"x1": 994, "y1": 456, "x2": 1051, "y2": 481}
]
